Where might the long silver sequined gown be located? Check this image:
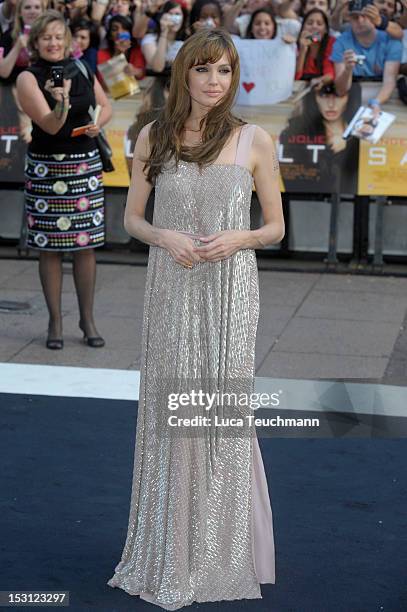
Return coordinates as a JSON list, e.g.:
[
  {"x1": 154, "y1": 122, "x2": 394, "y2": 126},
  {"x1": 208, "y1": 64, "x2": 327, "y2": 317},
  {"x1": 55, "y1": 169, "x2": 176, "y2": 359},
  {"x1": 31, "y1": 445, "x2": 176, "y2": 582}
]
[{"x1": 107, "y1": 123, "x2": 275, "y2": 609}]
